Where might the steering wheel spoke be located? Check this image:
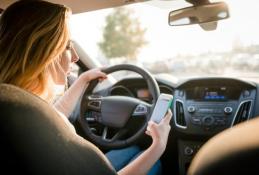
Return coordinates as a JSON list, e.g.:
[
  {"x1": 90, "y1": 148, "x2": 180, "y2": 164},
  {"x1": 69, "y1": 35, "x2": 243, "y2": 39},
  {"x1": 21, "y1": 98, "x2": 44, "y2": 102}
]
[
  {"x1": 101, "y1": 127, "x2": 127, "y2": 142},
  {"x1": 101, "y1": 126, "x2": 108, "y2": 141}
]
